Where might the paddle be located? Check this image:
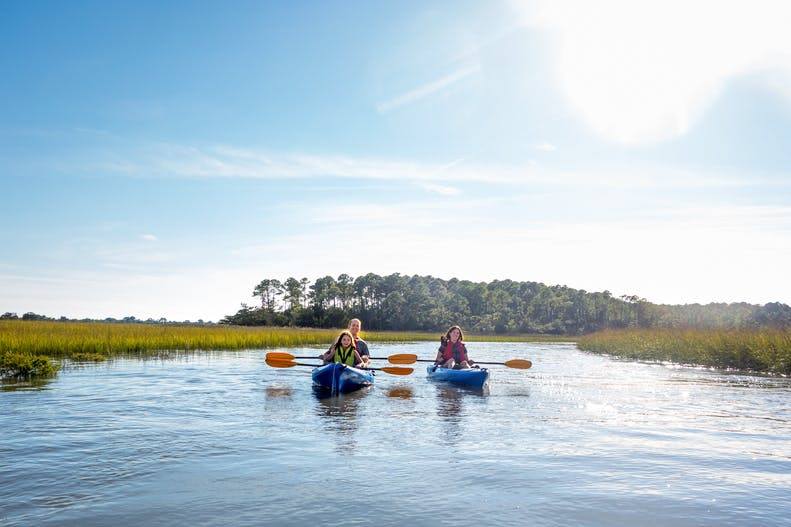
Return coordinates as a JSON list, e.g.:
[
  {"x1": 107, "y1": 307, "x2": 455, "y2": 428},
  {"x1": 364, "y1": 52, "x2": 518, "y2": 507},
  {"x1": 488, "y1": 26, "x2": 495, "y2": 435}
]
[
  {"x1": 267, "y1": 351, "x2": 334, "y2": 361},
  {"x1": 267, "y1": 351, "x2": 417, "y2": 364},
  {"x1": 473, "y1": 359, "x2": 532, "y2": 369},
  {"x1": 265, "y1": 357, "x2": 413, "y2": 376},
  {"x1": 384, "y1": 353, "x2": 533, "y2": 369}
]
